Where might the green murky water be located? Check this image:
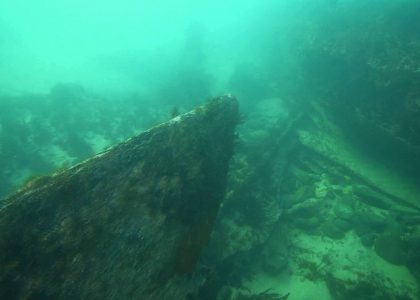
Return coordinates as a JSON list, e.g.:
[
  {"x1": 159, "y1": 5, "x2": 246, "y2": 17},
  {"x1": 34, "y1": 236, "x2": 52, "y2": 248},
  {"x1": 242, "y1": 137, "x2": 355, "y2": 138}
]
[{"x1": 1, "y1": 1, "x2": 420, "y2": 299}]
